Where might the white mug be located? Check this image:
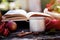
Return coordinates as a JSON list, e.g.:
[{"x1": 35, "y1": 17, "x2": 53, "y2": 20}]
[{"x1": 29, "y1": 17, "x2": 50, "y2": 32}]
